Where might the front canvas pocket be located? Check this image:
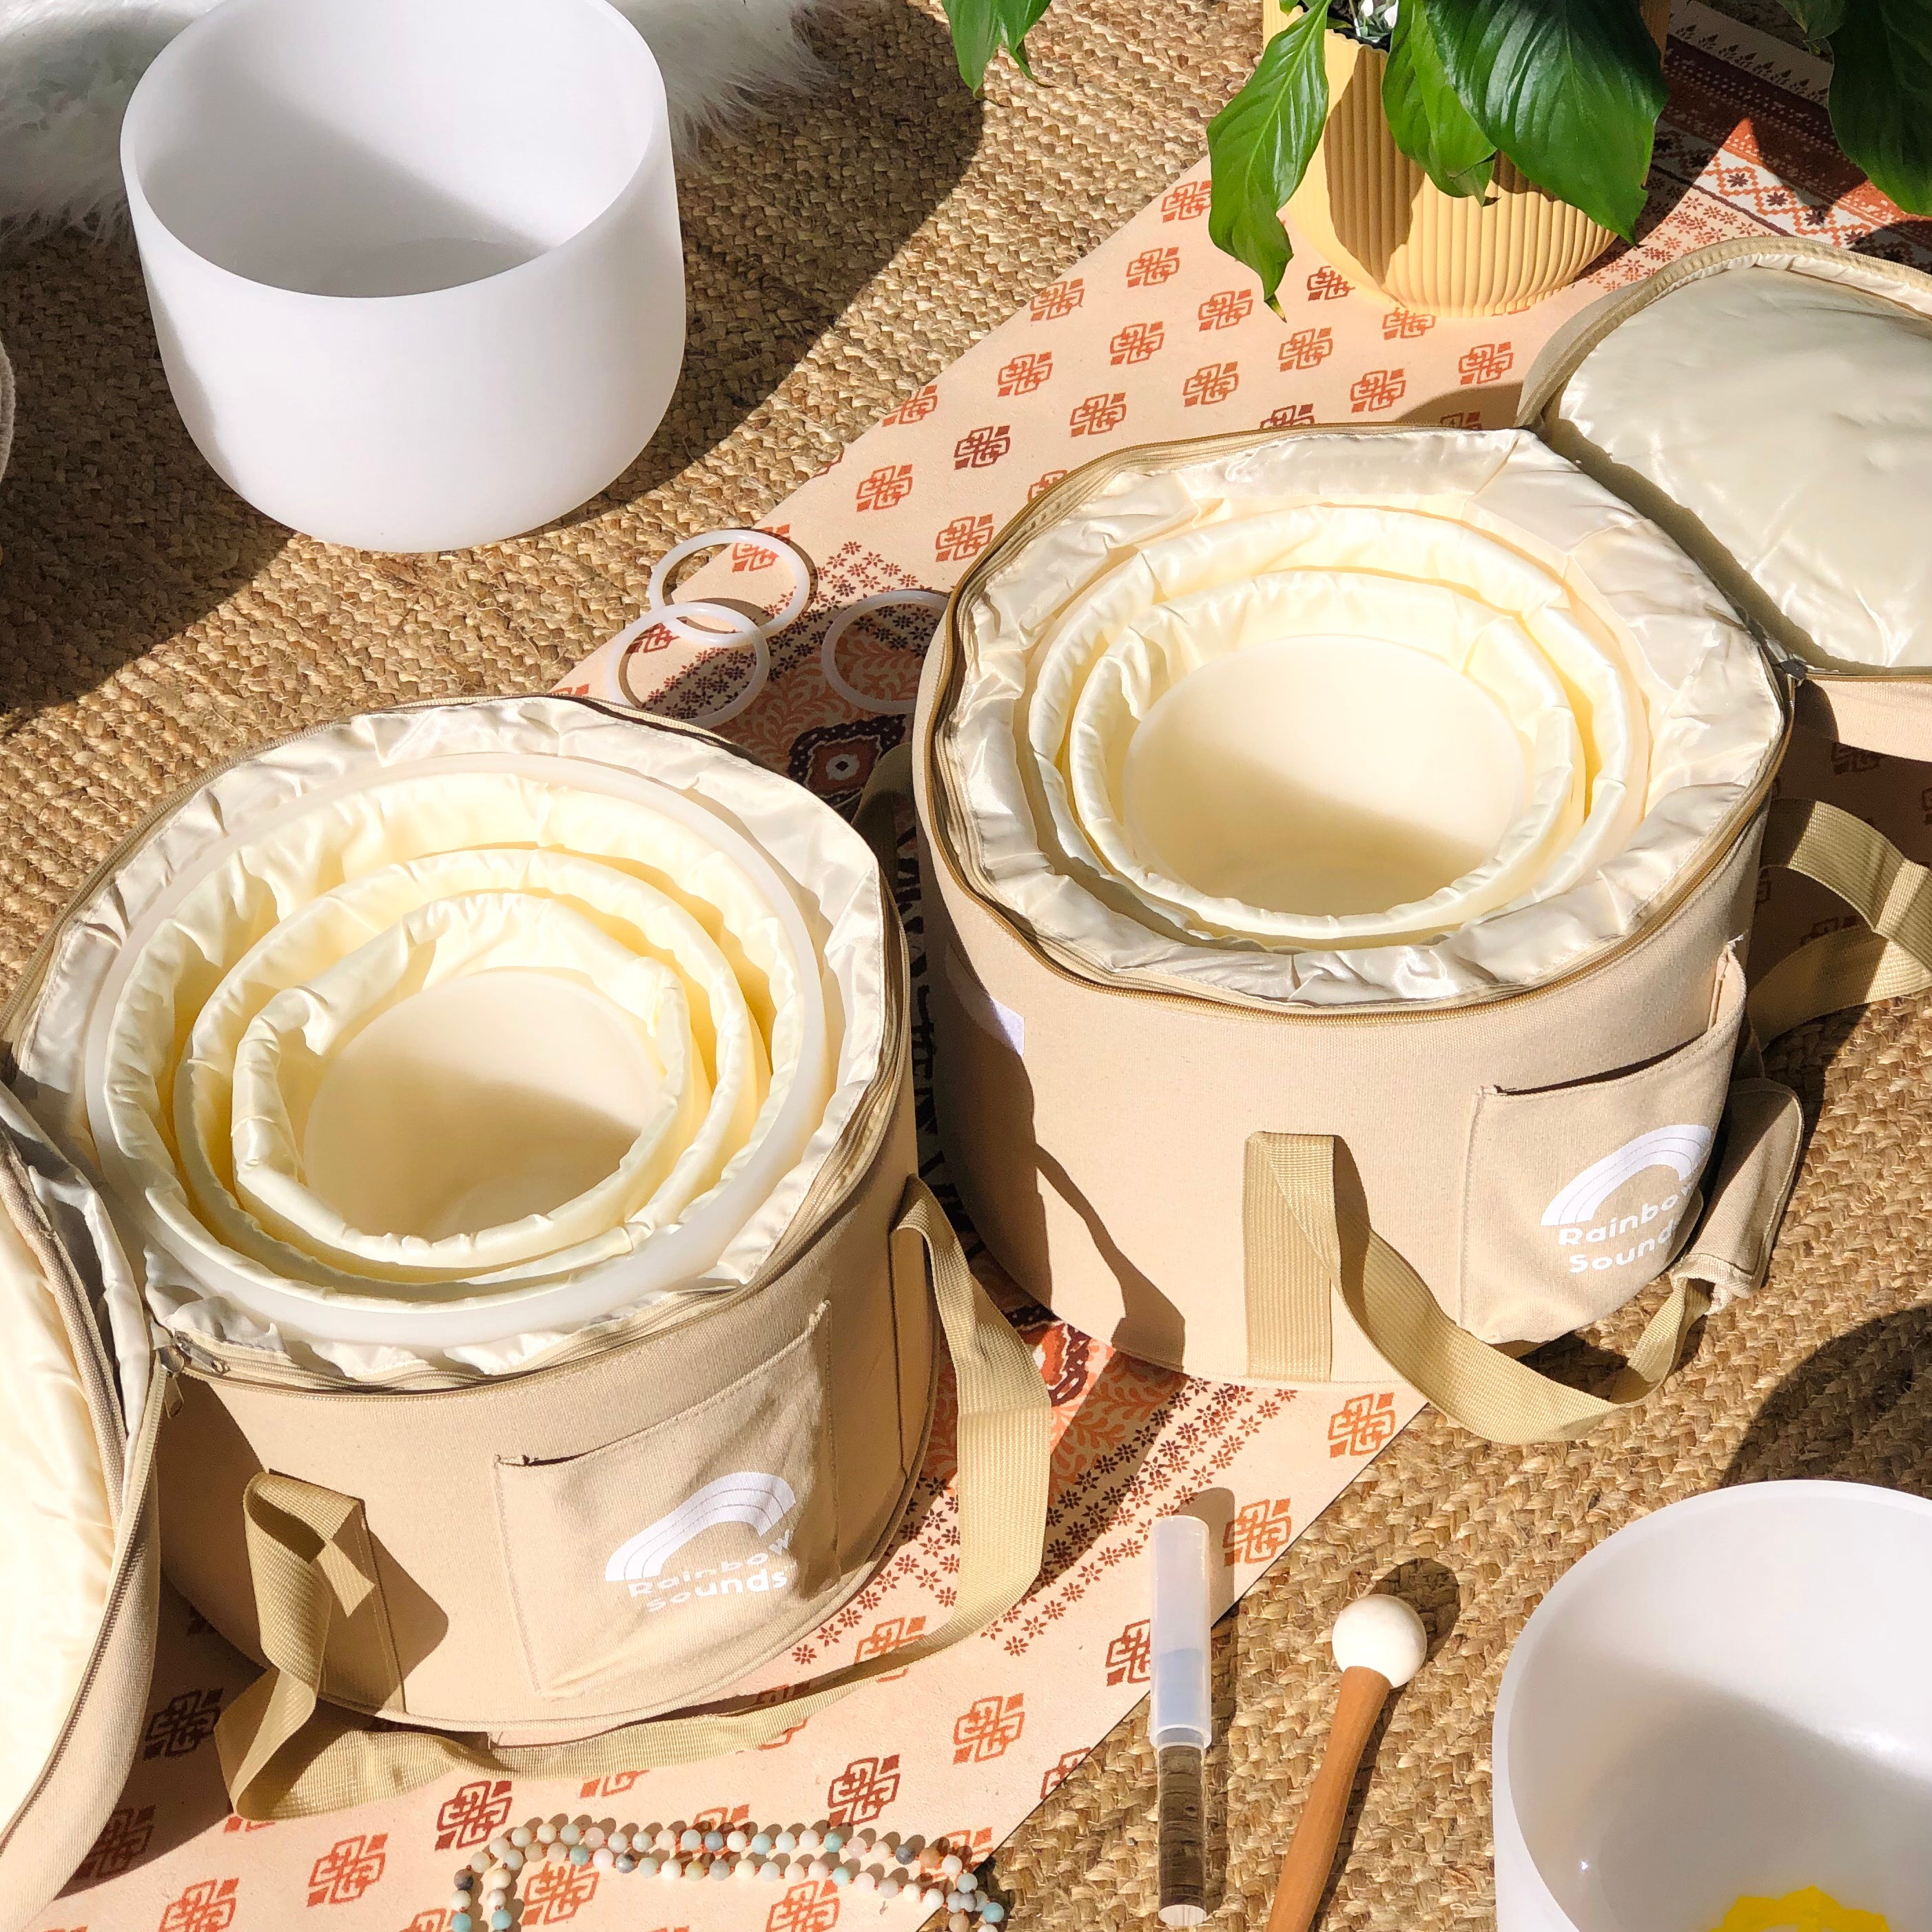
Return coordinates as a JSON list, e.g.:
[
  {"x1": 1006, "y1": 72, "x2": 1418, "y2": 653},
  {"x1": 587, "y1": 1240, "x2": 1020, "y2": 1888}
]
[
  {"x1": 1459, "y1": 949, "x2": 1746, "y2": 1346},
  {"x1": 495, "y1": 1306, "x2": 836, "y2": 1703}
]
